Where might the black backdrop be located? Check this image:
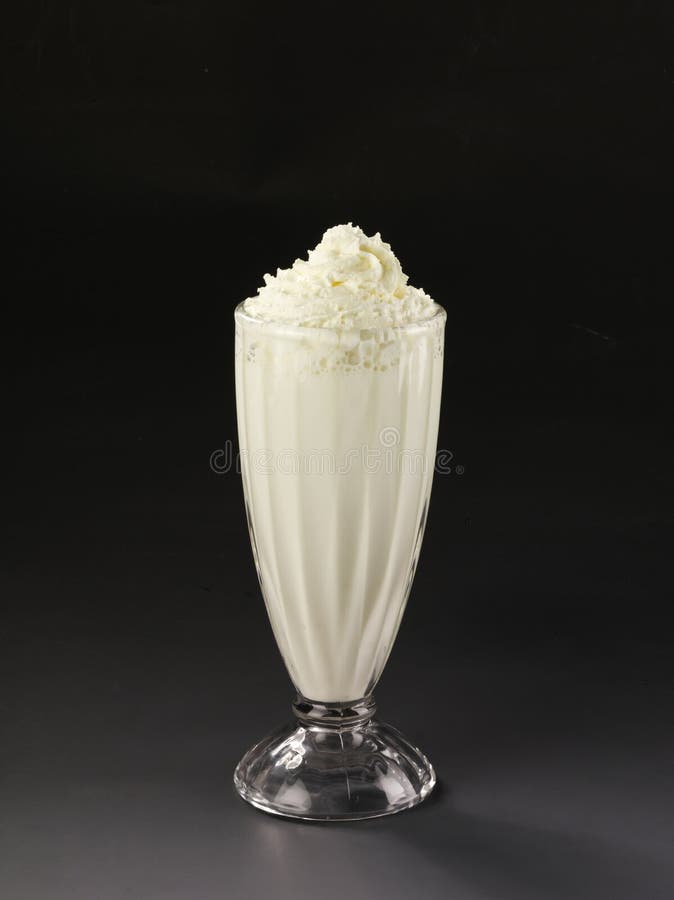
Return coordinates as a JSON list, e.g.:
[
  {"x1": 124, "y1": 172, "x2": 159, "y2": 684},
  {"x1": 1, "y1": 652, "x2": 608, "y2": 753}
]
[{"x1": 3, "y1": 3, "x2": 674, "y2": 899}]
